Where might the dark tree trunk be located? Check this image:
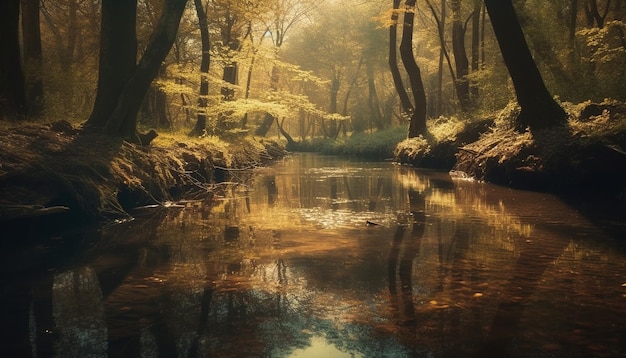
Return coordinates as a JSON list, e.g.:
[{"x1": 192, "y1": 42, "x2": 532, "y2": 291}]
[
  {"x1": 389, "y1": 0, "x2": 414, "y2": 117},
  {"x1": 437, "y1": 0, "x2": 446, "y2": 116},
  {"x1": 217, "y1": 11, "x2": 240, "y2": 132},
  {"x1": 484, "y1": 0, "x2": 566, "y2": 131},
  {"x1": 471, "y1": 0, "x2": 481, "y2": 102},
  {"x1": 327, "y1": 74, "x2": 340, "y2": 138},
  {"x1": 255, "y1": 61, "x2": 280, "y2": 136},
  {"x1": 191, "y1": 0, "x2": 210, "y2": 136},
  {"x1": 99, "y1": 0, "x2": 188, "y2": 141},
  {"x1": 342, "y1": 57, "x2": 362, "y2": 116},
  {"x1": 276, "y1": 117, "x2": 295, "y2": 146},
  {"x1": 584, "y1": 0, "x2": 611, "y2": 28},
  {"x1": 141, "y1": 84, "x2": 170, "y2": 128},
  {"x1": 154, "y1": 84, "x2": 170, "y2": 128},
  {"x1": 452, "y1": 0, "x2": 471, "y2": 110},
  {"x1": 0, "y1": 0, "x2": 27, "y2": 118},
  {"x1": 221, "y1": 65, "x2": 237, "y2": 101},
  {"x1": 241, "y1": 25, "x2": 257, "y2": 129},
  {"x1": 87, "y1": 0, "x2": 137, "y2": 129},
  {"x1": 366, "y1": 60, "x2": 384, "y2": 130},
  {"x1": 21, "y1": 0, "x2": 44, "y2": 116},
  {"x1": 400, "y1": 0, "x2": 427, "y2": 138}
]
